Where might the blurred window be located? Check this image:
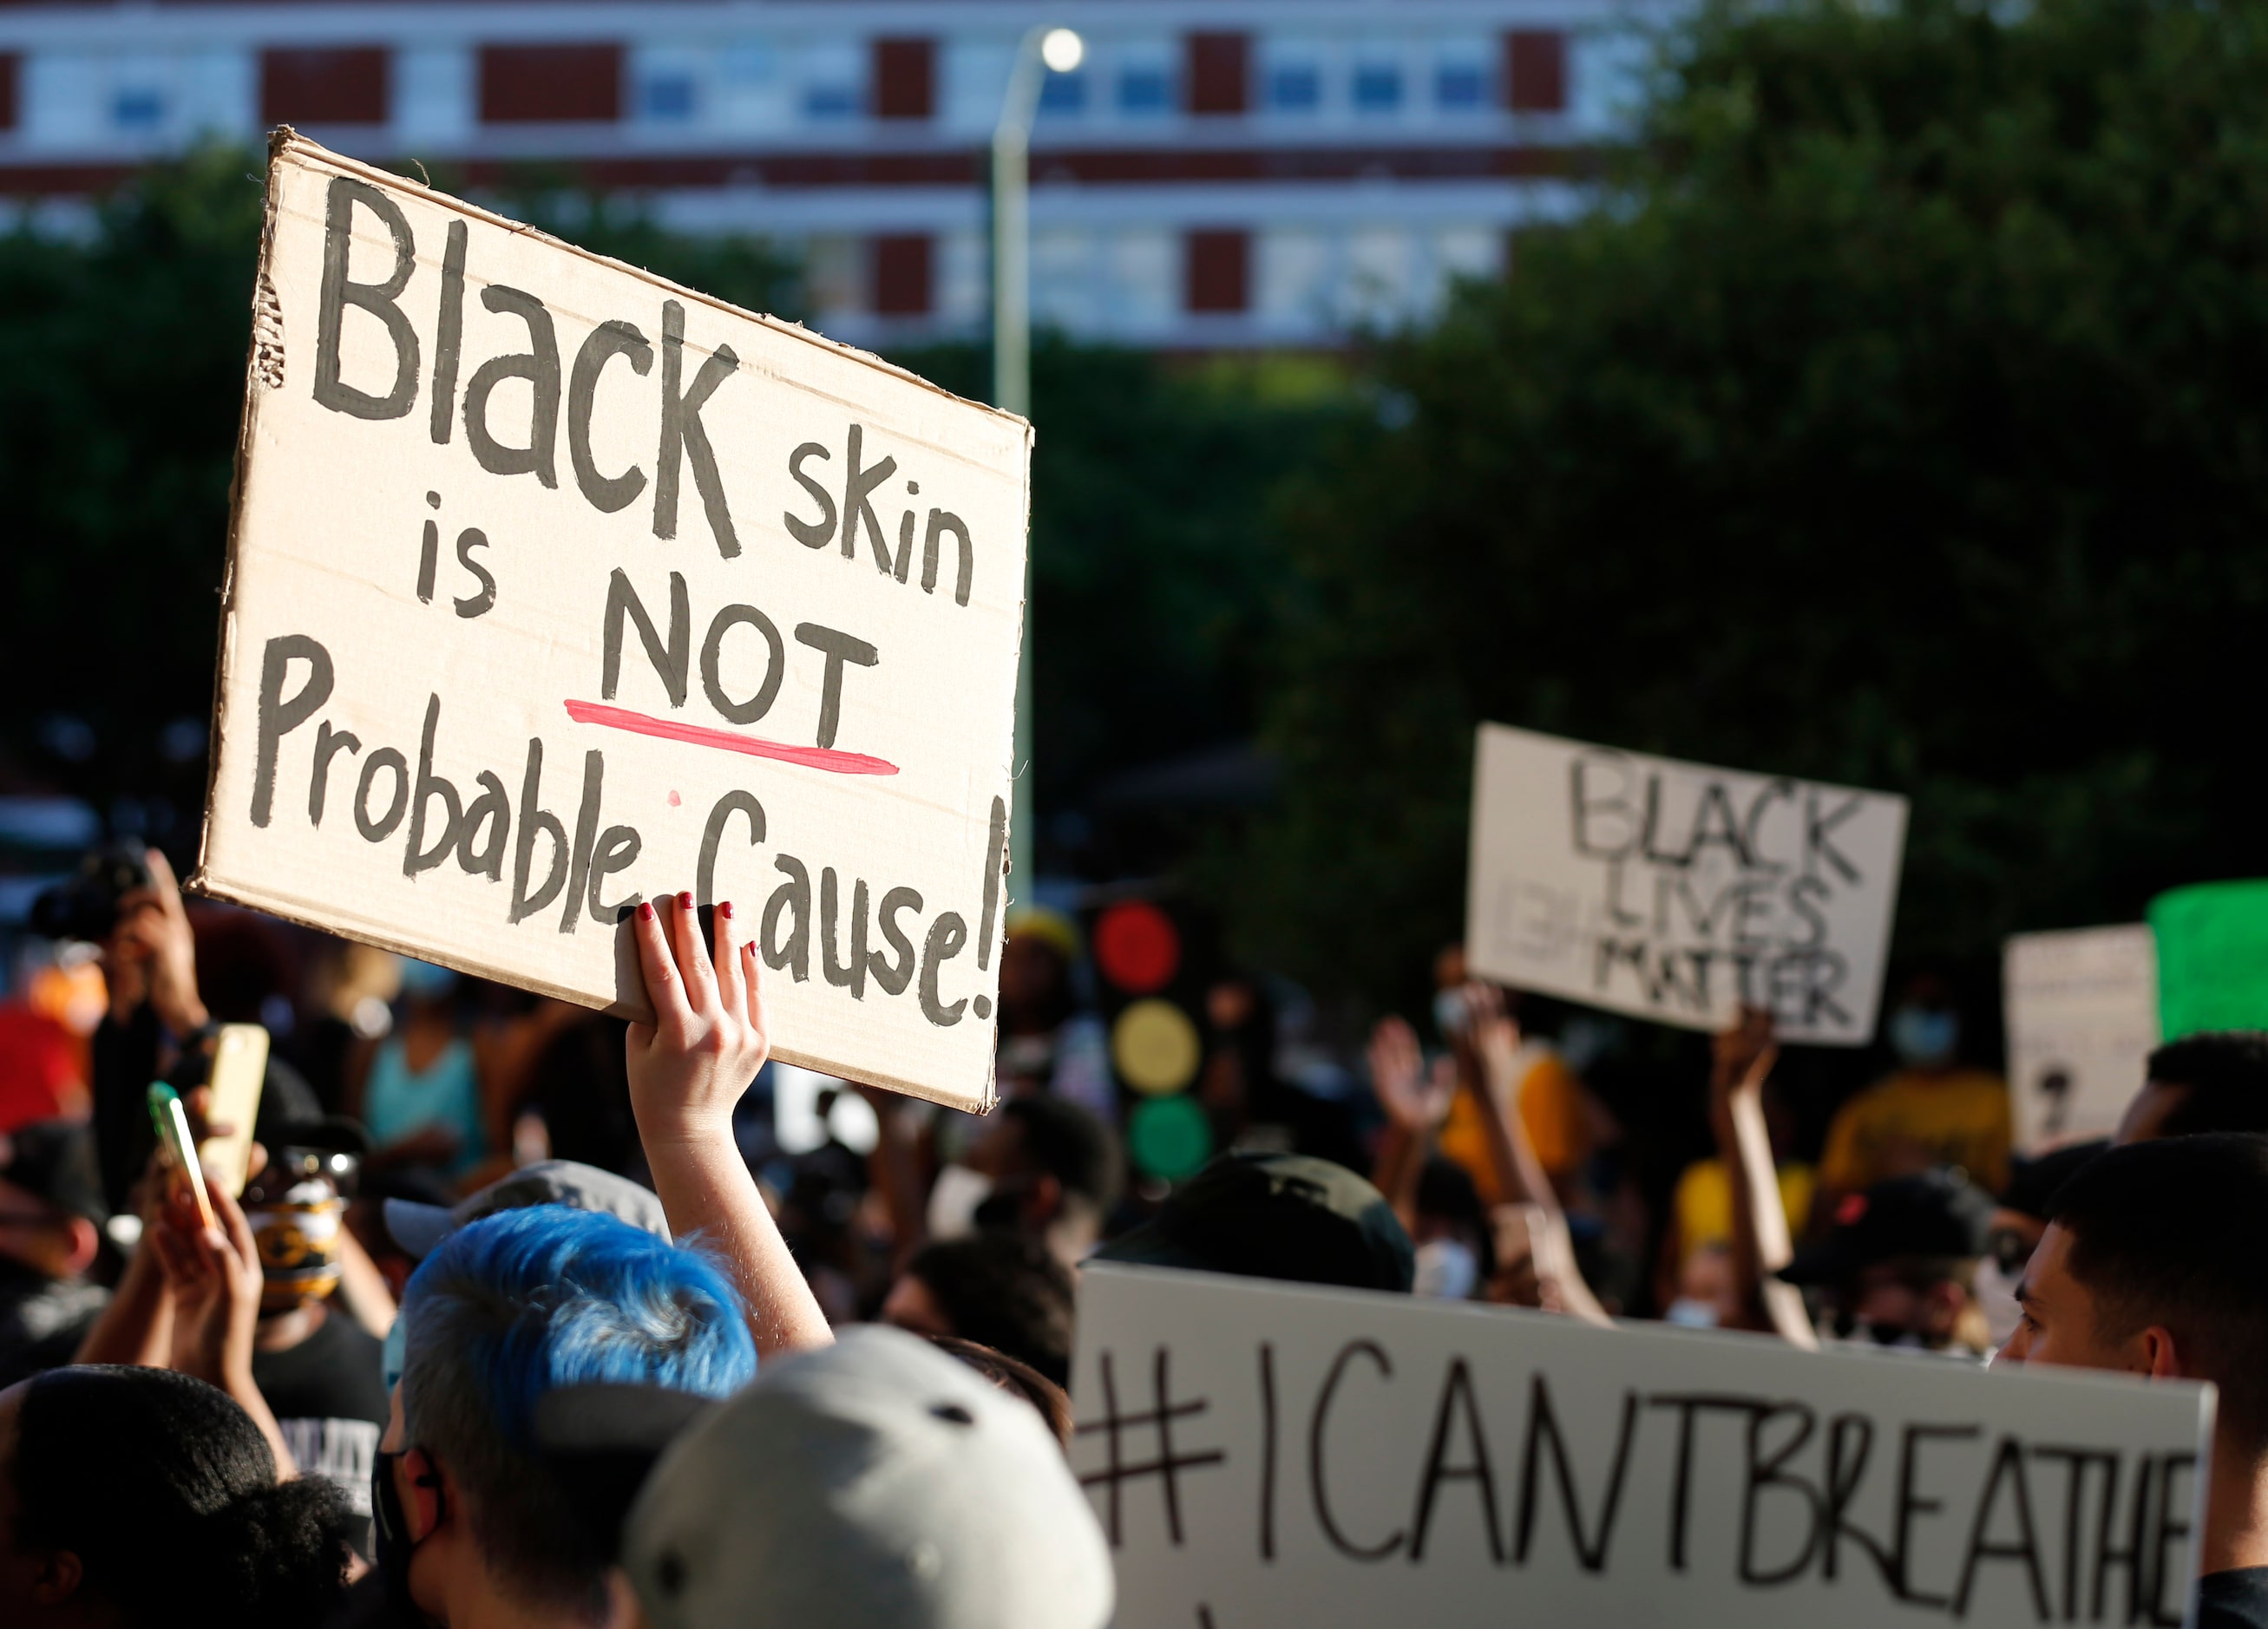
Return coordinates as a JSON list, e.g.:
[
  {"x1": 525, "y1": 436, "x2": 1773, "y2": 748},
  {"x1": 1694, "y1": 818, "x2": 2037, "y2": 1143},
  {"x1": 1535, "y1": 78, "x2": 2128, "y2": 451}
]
[
  {"x1": 1266, "y1": 64, "x2": 1320, "y2": 111},
  {"x1": 1504, "y1": 29, "x2": 1568, "y2": 113},
  {"x1": 640, "y1": 72, "x2": 697, "y2": 121},
  {"x1": 1436, "y1": 62, "x2": 1488, "y2": 109},
  {"x1": 1185, "y1": 32, "x2": 1249, "y2": 115},
  {"x1": 872, "y1": 37, "x2": 934, "y2": 120},
  {"x1": 114, "y1": 87, "x2": 166, "y2": 129},
  {"x1": 1353, "y1": 63, "x2": 1403, "y2": 113},
  {"x1": 479, "y1": 43, "x2": 622, "y2": 122},
  {"x1": 1185, "y1": 229, "x2": 1249, "y2": 313},
  {"x1": 871, "y1": 233, "x2": 934, "y2": 316},
  {"x1": 1118, "y1": 65, "x2": 1171, "y2": 114},
  {"x1": 1039, "y1": 69, "x2": 1087, "y2": 114},
  {"x1": 262, "y1": 48, "x2": 389, "y2": 125}
]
